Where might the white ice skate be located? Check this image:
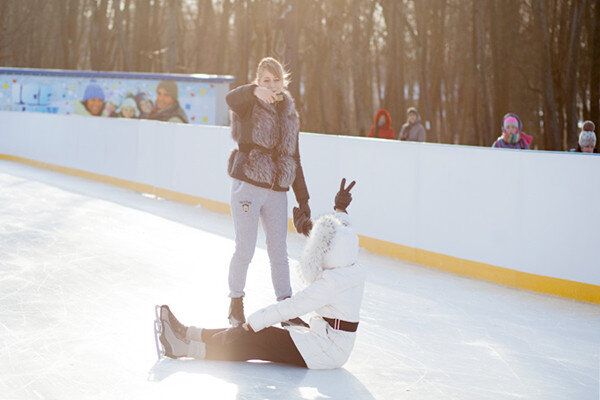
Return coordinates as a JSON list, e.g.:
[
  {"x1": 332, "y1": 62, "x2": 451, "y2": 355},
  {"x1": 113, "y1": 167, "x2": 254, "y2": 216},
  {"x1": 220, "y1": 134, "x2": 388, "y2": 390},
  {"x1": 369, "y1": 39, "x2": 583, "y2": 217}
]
[
  {"x1": 154, "y1": 305, "x2": 190, "y2": 360},
  {"x1": 154, "y1": 305, "x2": 205, "y2": 360}
]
